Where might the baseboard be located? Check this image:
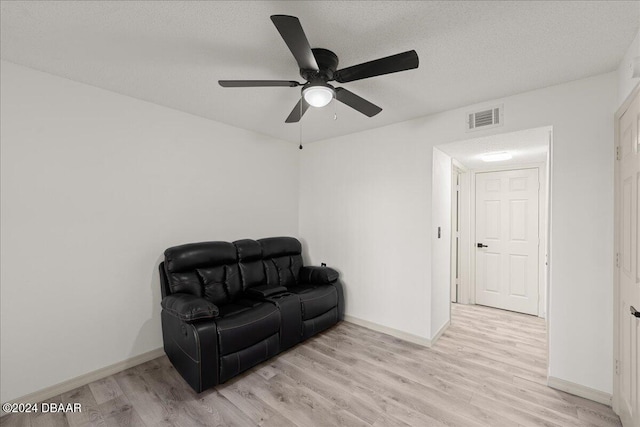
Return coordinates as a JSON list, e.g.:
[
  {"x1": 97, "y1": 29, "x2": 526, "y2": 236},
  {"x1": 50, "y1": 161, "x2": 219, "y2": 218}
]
[
  {"x1": 344, "y1": 315, "x2": 432, "y2": 347},
  {"x1": 1, "y1": 347, "x2": 164, "y2": 414},
  {"x1": 430, "y1": 320, "x2": 450, "y2": 345},
  {"x1": 547, "y1": 376, "x2": 612, "y2": 406}
]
